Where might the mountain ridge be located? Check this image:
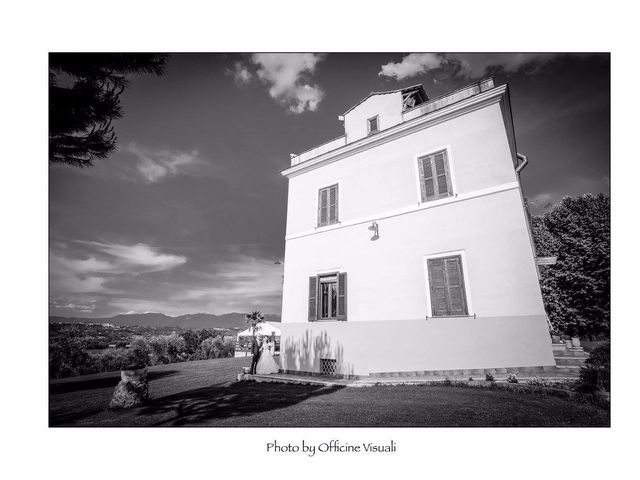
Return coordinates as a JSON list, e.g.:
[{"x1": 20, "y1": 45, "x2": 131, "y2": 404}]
[{"x1": 49, "y1": 312, "x2": 281, "y2": 330}]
